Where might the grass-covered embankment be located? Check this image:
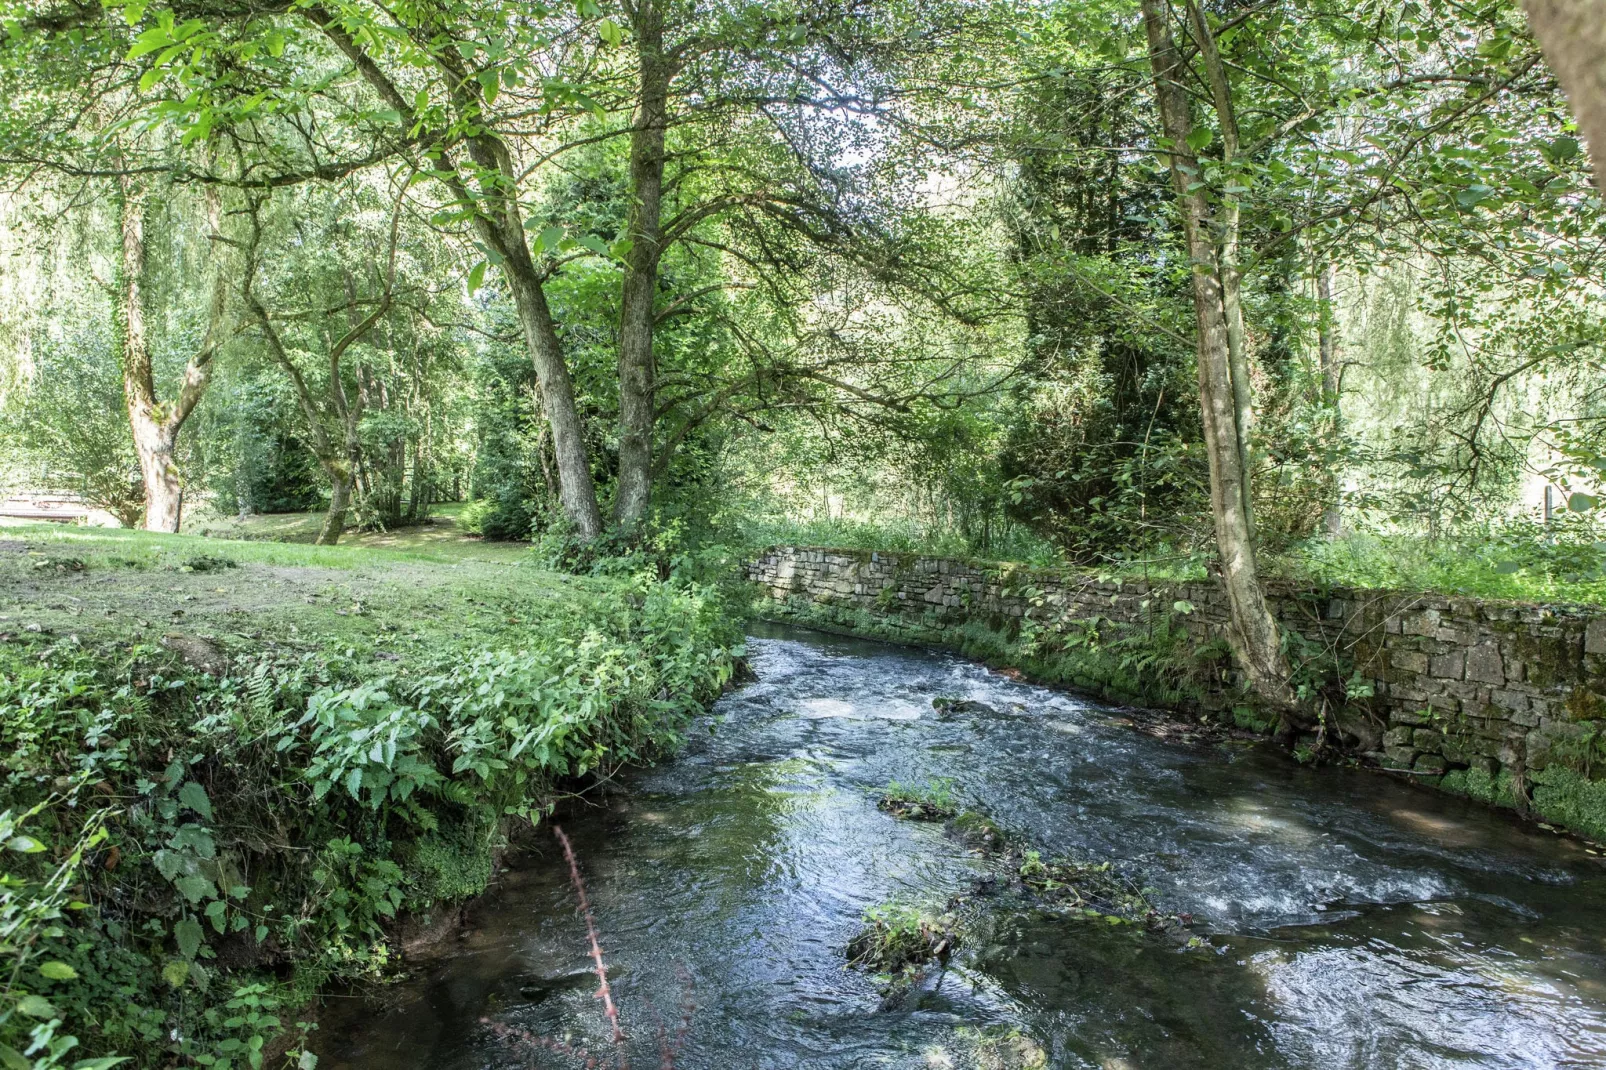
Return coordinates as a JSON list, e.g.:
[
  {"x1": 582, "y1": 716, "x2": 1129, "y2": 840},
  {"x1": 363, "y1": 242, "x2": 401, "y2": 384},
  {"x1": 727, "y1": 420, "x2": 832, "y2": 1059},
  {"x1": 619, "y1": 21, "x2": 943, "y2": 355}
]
[{"x1": 0, "y1": 525, "x2": 742, "y2": 1068}]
